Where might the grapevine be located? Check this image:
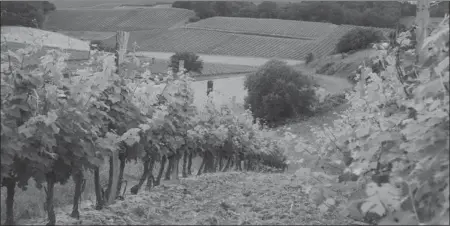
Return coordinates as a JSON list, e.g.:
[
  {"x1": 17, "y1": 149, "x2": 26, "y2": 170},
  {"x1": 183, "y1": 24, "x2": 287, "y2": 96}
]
[
  {"x1": 1, "y1": 38, "x2": 288, "y2": 225},
  {"x1": 307, "y1": 15, "x2": 449, "y2": 225}
]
